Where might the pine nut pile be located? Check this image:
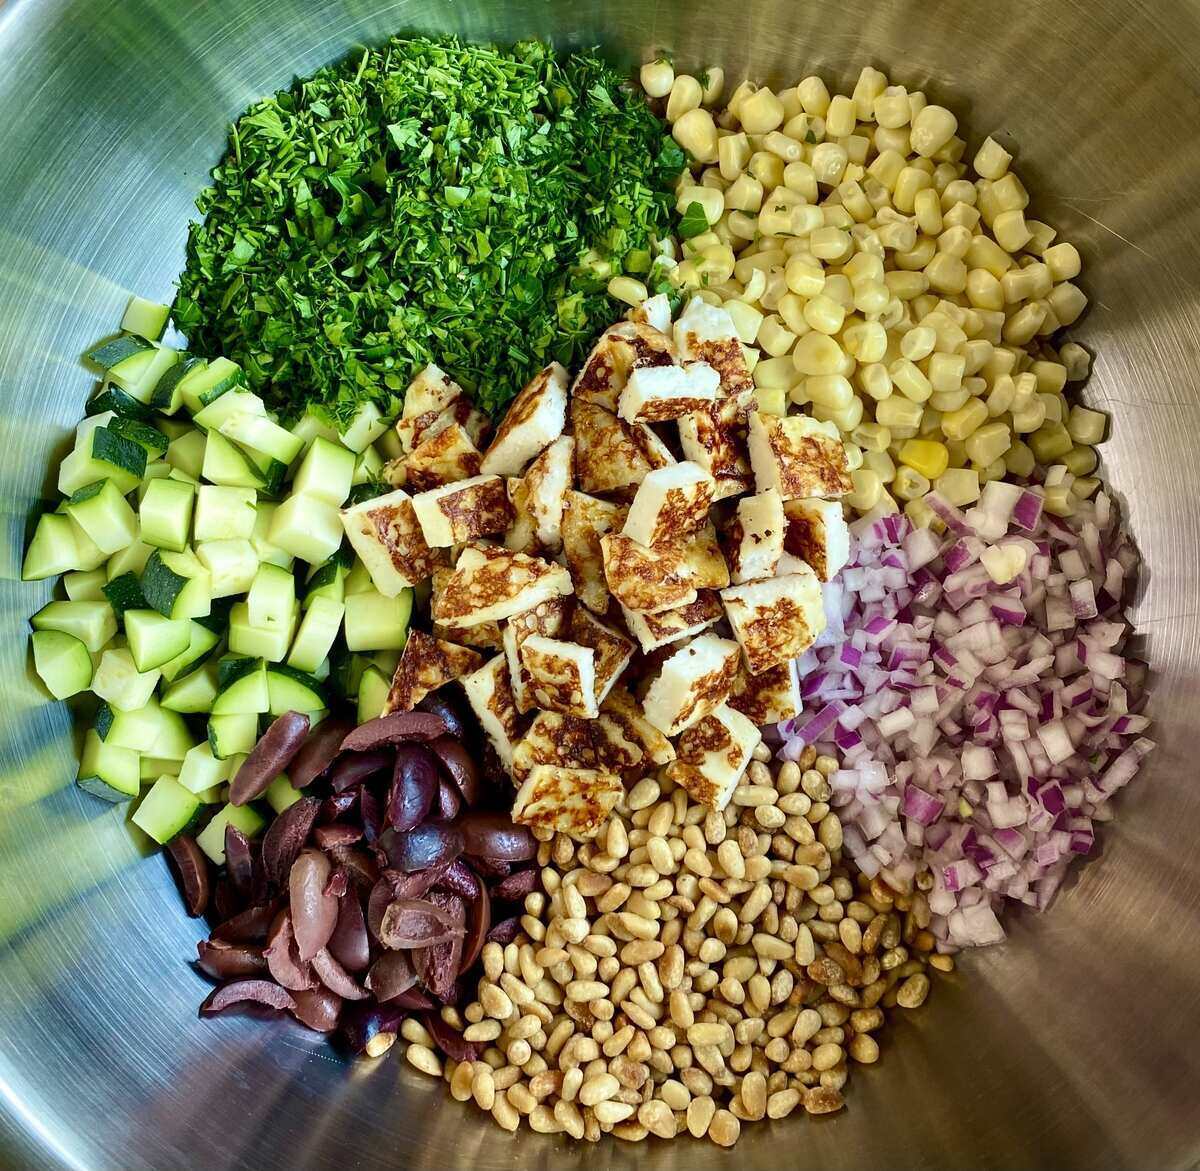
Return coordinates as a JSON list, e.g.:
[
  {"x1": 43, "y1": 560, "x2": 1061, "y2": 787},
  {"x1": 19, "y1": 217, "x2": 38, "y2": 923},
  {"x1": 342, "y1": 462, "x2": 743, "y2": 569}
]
[{"x1": 400, "y1": 745, "x2": 947, "y2": 1145}]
